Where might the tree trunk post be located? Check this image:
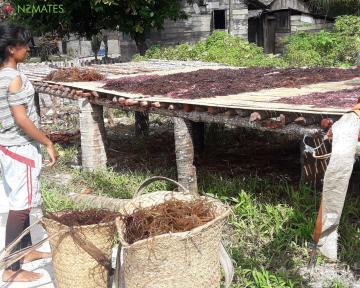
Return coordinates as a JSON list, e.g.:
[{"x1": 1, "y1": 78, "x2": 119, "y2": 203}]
[
  {"x1": 34, "y1": 92, "x2": 41, "y2": 122},
  {"x1": 135, "y1": 111, "x2": 149, "y2": 136},
  {"x1": 78, "y1": 98, "x2": 107, "y2": 171},
  {"x1": 173, "y1": 117, "x2": 198, "y2": 194},
  {"x1": 190, "y1": 121, "x2": 205, "y2": 161},
  {"x1": 134, "y1": 32, "x2": 148, "y2": 56}
]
